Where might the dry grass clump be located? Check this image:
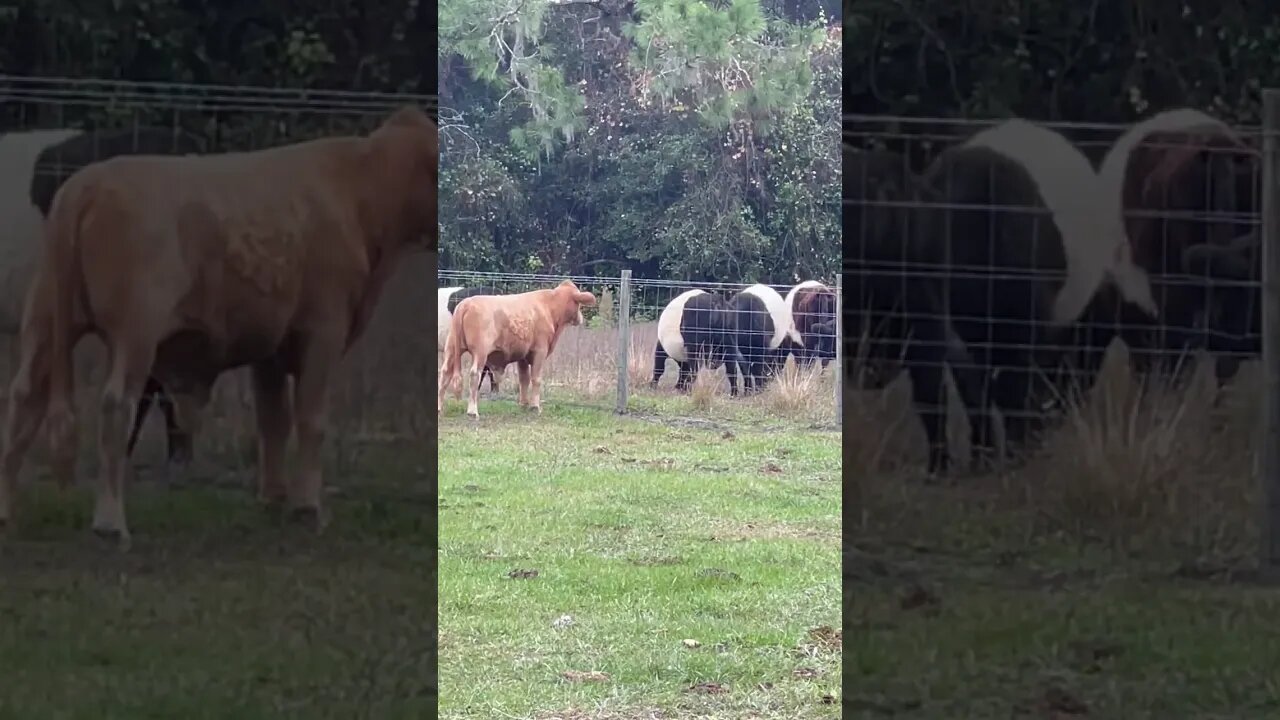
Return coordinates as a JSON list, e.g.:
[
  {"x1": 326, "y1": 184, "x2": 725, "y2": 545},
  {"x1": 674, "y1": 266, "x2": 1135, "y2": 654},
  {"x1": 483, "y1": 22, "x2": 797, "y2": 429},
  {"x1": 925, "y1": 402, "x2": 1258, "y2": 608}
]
[{"x1": 846, "y1": 340, "x2": 1260, "y2": 557}]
